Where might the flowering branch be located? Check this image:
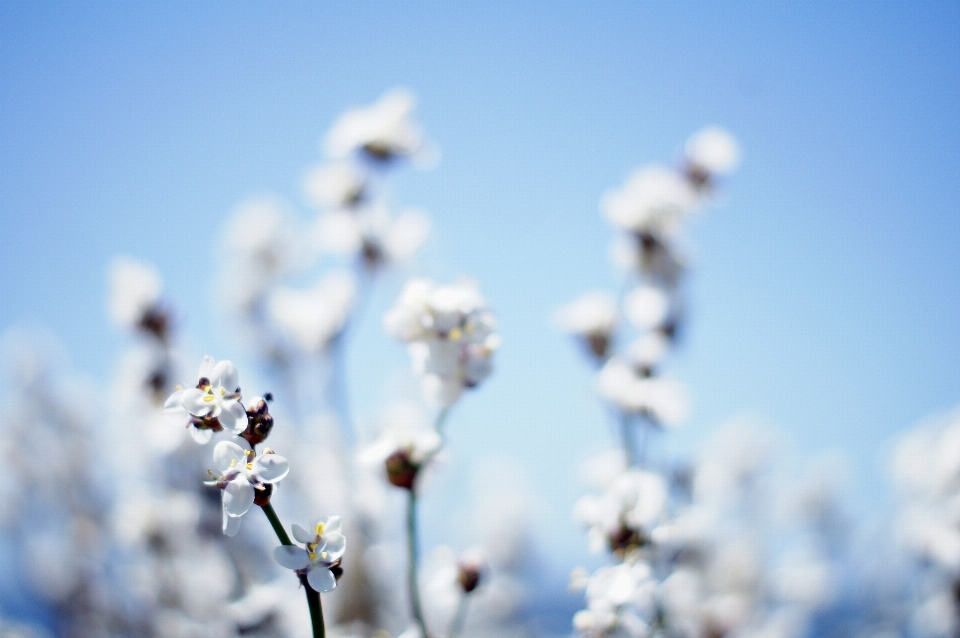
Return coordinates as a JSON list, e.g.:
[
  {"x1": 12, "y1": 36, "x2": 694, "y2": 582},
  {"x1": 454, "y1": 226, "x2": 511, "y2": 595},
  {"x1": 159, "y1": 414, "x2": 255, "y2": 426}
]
[{"x1": 262, "y1": 501, "x2": 327, "y2": 638}]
